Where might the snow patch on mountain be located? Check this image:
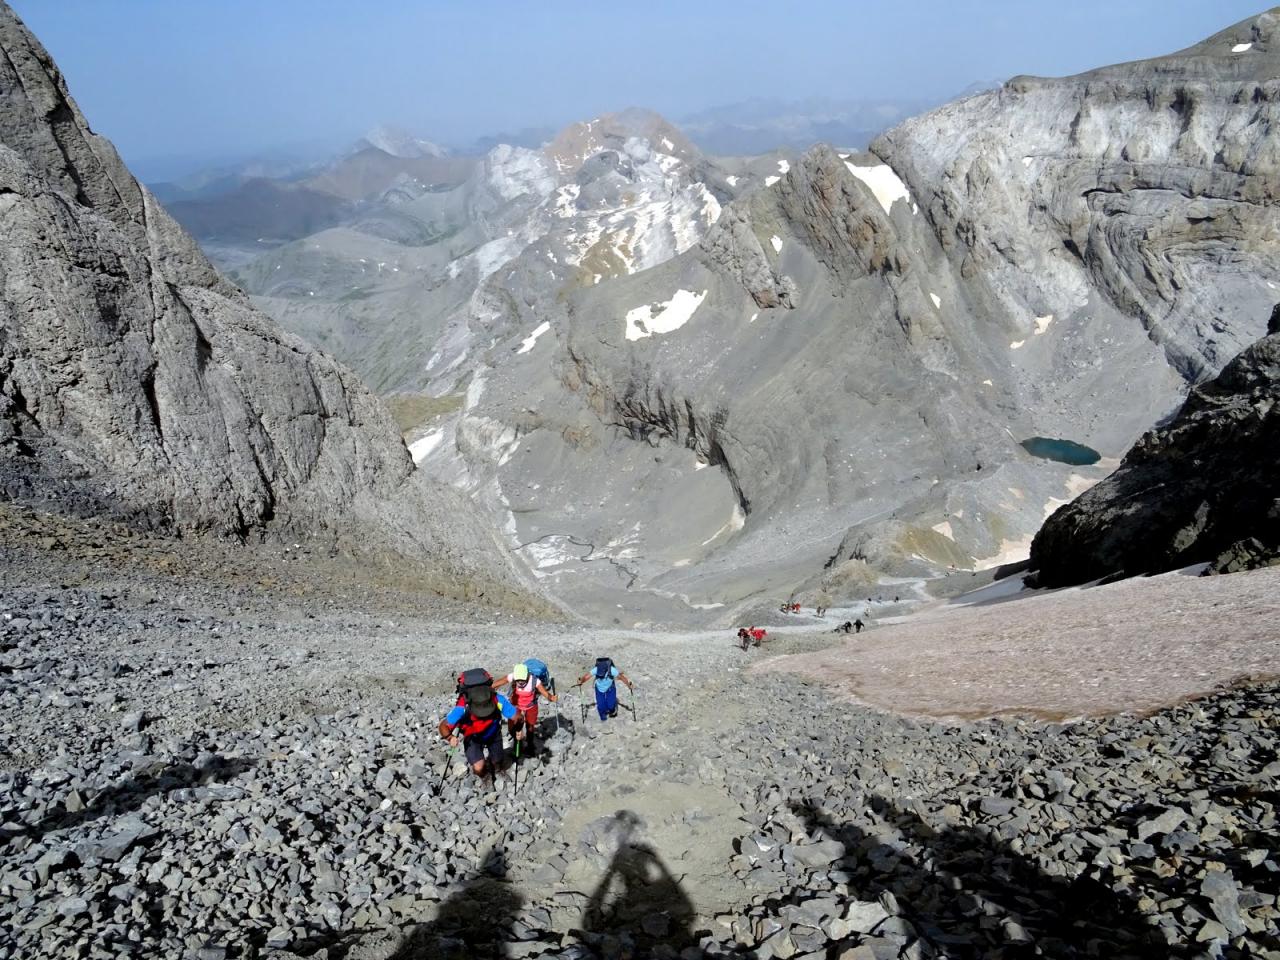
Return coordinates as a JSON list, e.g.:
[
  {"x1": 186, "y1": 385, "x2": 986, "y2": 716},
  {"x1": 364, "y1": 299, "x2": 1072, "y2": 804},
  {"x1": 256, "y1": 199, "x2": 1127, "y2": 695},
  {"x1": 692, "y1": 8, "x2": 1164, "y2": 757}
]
[
  {"x1": 701, "y1": 504, "x2": 746, "y2": 546},
  {"x1": 843, "y1": 161, "x2": 913, "y2": 215},
  {"x1": 517, "y1": 321, "x2": 551, "y2": 354},
  {"x1": 408, "y1": 428, "x2": 445, "y2": 463},
  {"x1": 624, "y1": 289, "x2": 708, "y2": 341}
]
